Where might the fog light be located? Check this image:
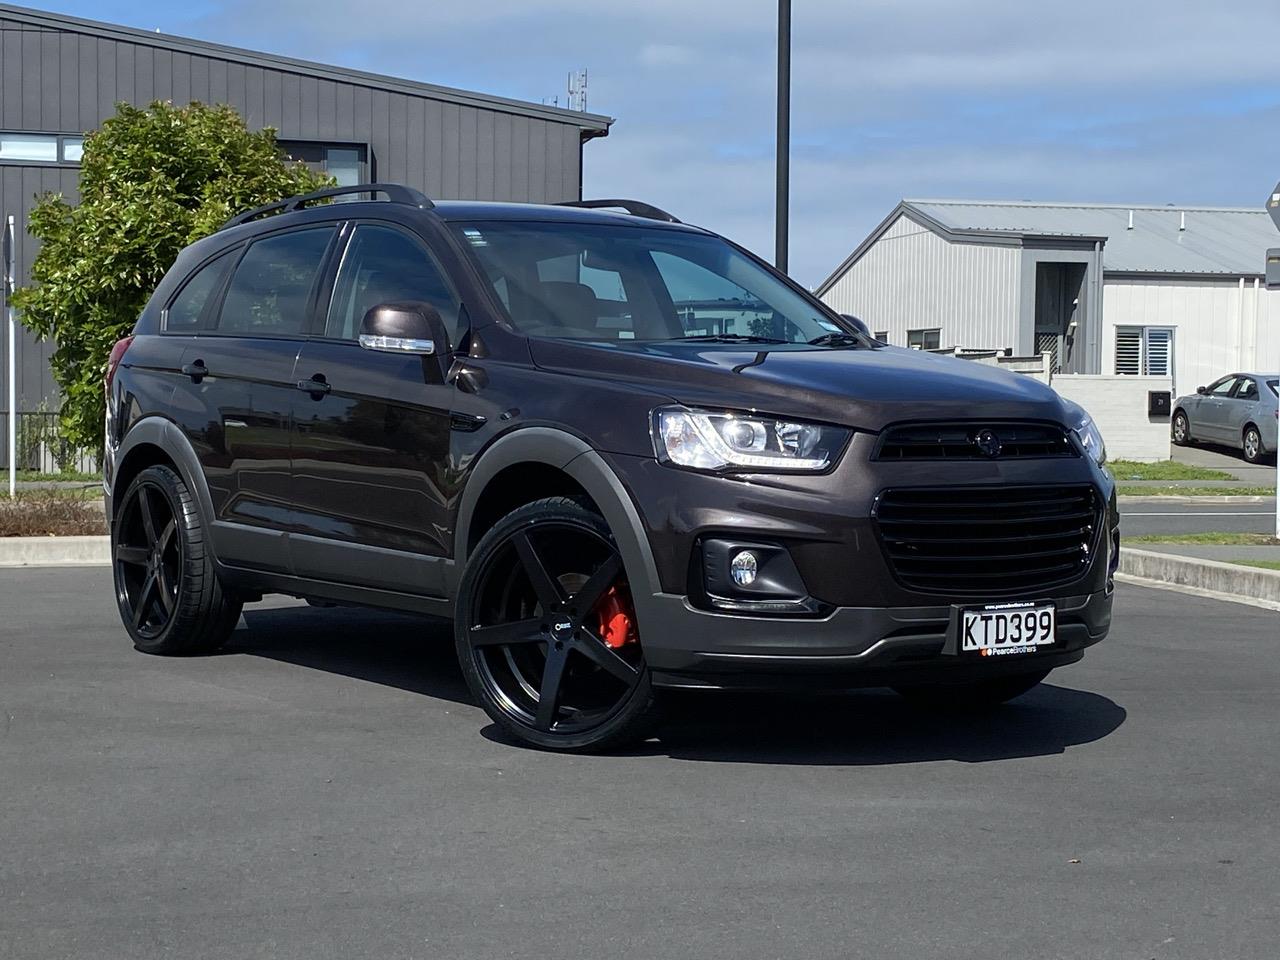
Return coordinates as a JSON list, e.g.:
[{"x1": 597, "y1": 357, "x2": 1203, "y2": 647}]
[{"x1": 730, "y1": 550, "x2": 758, "y2": 587}]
